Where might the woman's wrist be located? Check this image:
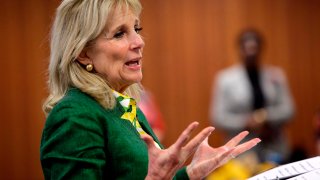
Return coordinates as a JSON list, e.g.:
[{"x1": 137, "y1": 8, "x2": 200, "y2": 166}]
[{"x1": 186, "y1": 165, "x2": 201, "y2": 180}]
